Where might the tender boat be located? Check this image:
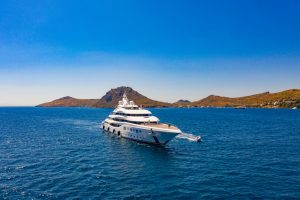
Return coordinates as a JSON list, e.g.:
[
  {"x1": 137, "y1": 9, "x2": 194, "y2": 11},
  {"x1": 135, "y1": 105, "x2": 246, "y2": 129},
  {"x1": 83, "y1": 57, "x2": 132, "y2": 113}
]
[{"x1": 101, "y1": 93, "x2": 182, "y2": 145}]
